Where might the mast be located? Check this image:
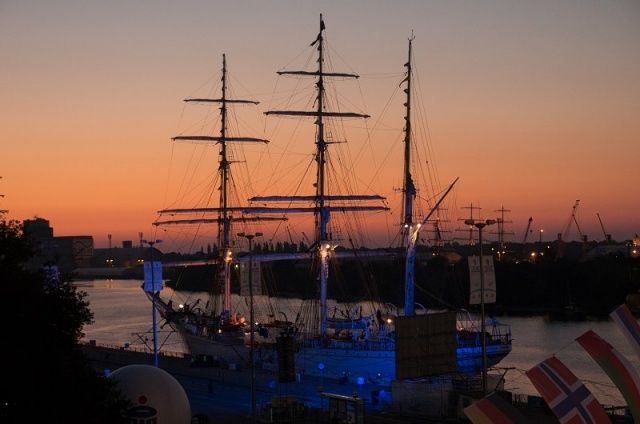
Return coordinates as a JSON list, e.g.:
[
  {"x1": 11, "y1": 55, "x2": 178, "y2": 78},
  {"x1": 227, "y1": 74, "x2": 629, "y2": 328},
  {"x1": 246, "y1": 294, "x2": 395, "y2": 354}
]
[
  {"x1": 402, "y1": 36, "x2": 416, "y2": 232},
  {"x1": 459, "y1": 203, "x2": 482, "y2": 245},
  {"x1": 154, "y1": 54, "x2": 269, "y2": 312},
  {"x1": 399, "y1": 35, "x2": 459, "y2": 316},
  {"x1": 492, "y1": 206, "x2": 513, "y2": 260},
  {"x1": 249, "y1": 15, "x2": 388, "y2": 335},
  {"x1": 405, "y1": 178, "x2": 458, "y2": 316},
  {"x1": 401, "y1": 35, "x2": 417, "y2": 316}
]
